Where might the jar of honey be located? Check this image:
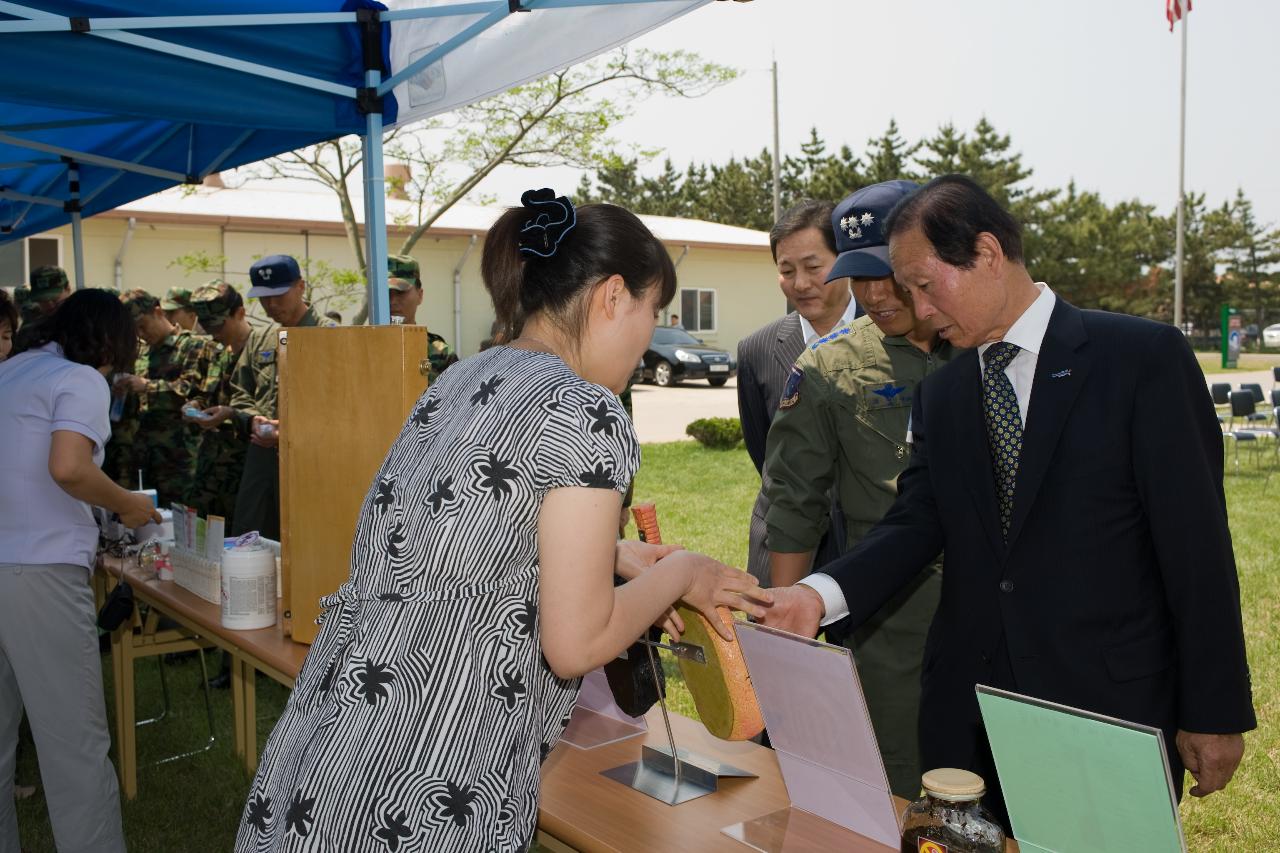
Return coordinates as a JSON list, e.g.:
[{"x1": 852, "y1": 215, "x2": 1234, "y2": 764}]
[{"x1": 900, "y1": 768, "x2": 1005, "y2": 853}]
